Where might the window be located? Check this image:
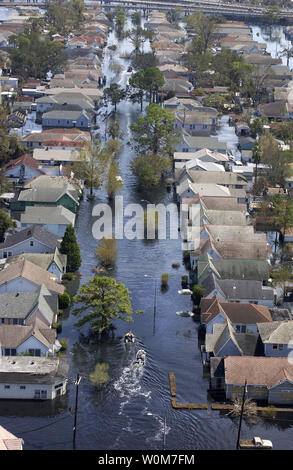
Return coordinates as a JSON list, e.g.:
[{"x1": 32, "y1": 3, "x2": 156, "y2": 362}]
[
  {"x1": 34, "y1": 390, "x2": 40, "y2": 399},
  {"x1": 30, "y1": 240, "x2": 34, "y2": 246},
  {"x1": 279, "y1": 344, "x2": 284, "y2": 350},
  {"x1": 41, "y1": 390, "x2": 47, "y2": 399},
  {"x1": 241, "y1": 325, "x2": 246, "y2": 333},
  {"x1": 29, "y1": 349, "x2": 41, "y2": 357},
  {"x1": 20, "y1": 385, "x2": 26, "y2": 390},
  {"x1": 273, "y1": 344, "x2": 278, "y2": 349},
  {"x1": 3, "y1": 252, "x2": 7, "y2": 258},
  {"x1": 4, "y1": 385, "x2": 10, "y2": 389}
]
